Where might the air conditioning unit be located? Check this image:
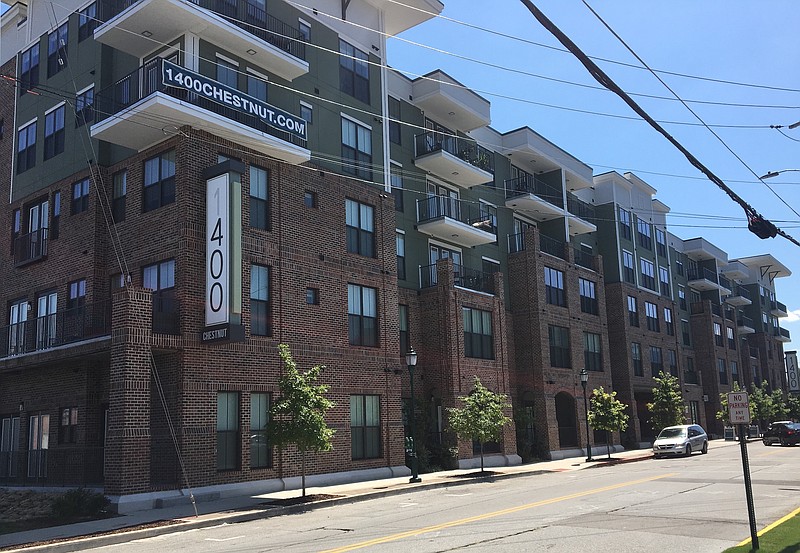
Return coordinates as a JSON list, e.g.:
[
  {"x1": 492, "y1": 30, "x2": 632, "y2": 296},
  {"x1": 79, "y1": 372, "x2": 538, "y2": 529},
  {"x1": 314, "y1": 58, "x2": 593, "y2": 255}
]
[{"x1": 702, "y1": 394, "x2": 709, "y2": 402}]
